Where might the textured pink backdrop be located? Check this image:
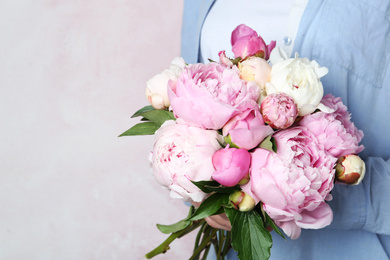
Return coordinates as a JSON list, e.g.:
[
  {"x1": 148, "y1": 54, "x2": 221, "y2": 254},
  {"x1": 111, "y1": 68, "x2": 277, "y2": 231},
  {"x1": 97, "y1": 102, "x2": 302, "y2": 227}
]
[{"x1": 0, "y1": 1, "x2": 196, "y2": 259}]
